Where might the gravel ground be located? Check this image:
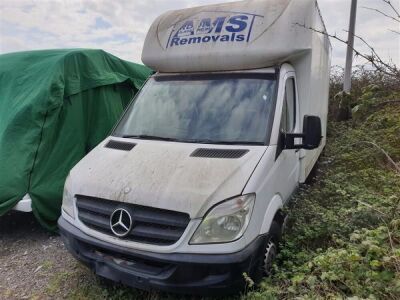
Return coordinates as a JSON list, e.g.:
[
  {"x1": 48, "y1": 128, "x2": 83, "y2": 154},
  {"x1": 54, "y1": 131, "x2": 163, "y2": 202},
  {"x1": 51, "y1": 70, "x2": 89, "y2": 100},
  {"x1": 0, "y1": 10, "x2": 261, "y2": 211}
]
[
  {"x1": 0, "y1": 212, "x2": 227, "y2": 300},
  {"x1": 0, "y1": 212, "x2": 188, "y2": 300},
  {"x1": 0, "y1": 211, "x2": 79, "y2": 300}
]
